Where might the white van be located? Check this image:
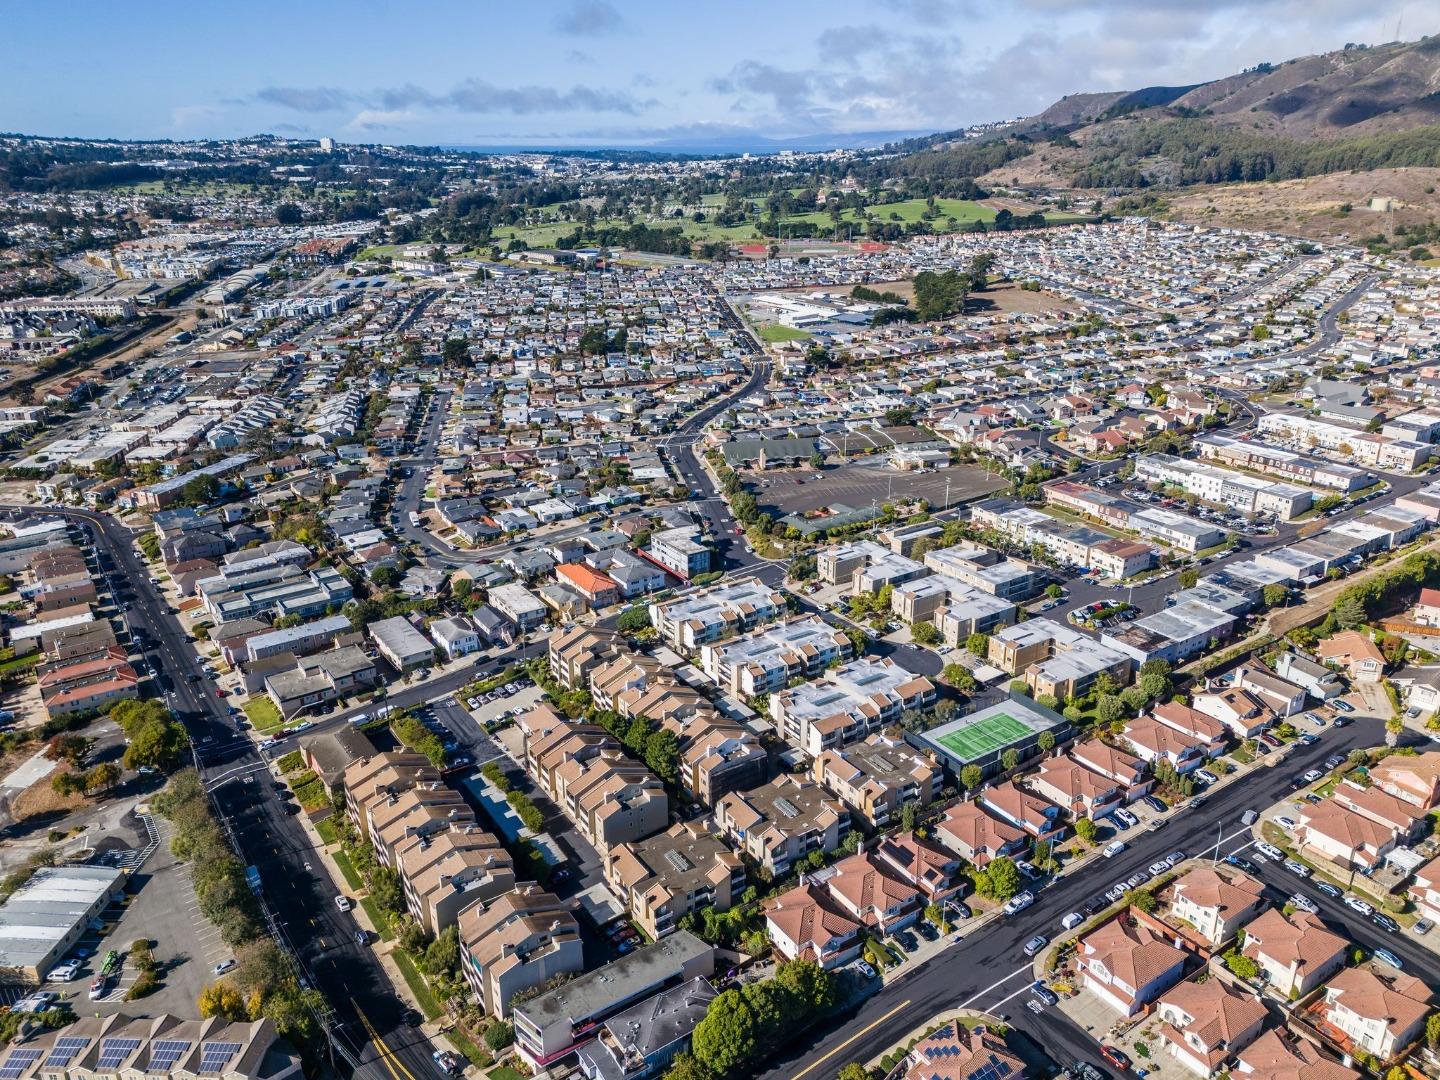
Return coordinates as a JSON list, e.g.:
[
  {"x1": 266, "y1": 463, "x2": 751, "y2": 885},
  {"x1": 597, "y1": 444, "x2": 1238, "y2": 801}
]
[
  {"x1": 1060, "y1": 912, "x2": 1084, "y2": 931},
  {"x1": 1103, "y1": 841, "x2": 1126, "y2": 858},
  {"x1": 336, "y1": 896, "x2": 353, "y2": 912}
]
